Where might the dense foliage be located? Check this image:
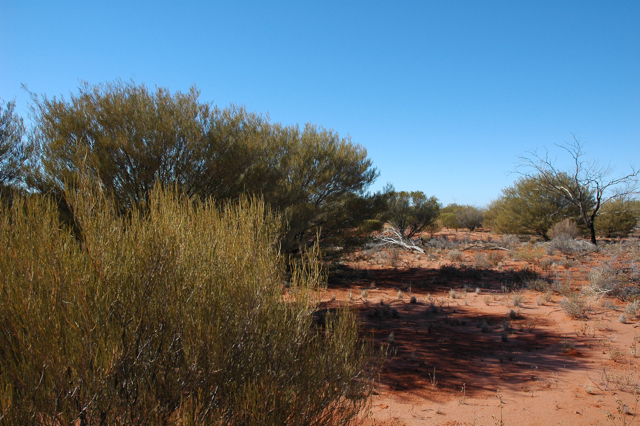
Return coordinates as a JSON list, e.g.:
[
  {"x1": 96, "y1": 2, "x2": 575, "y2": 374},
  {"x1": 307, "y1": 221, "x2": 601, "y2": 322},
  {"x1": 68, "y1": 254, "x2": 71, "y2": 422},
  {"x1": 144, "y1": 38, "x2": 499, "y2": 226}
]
[
  {"x1": 27, "y1": 81, "x2": 379, "y2": 250},
  {"x1": 385, "y1": 189, "x2": 440, "y2": 239},
  {"x1": 0, "y1": 182, "x2": 377, "y2": 425},
  {"x1": 594, "y1": 198, "x2": 640, "y2": 238},
  {"x1": 0, "y1": 98, "x2": 27, "y2": 199},
  {"x1": 484, "y1": 175, "x2": 585, "y2": 240}
]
